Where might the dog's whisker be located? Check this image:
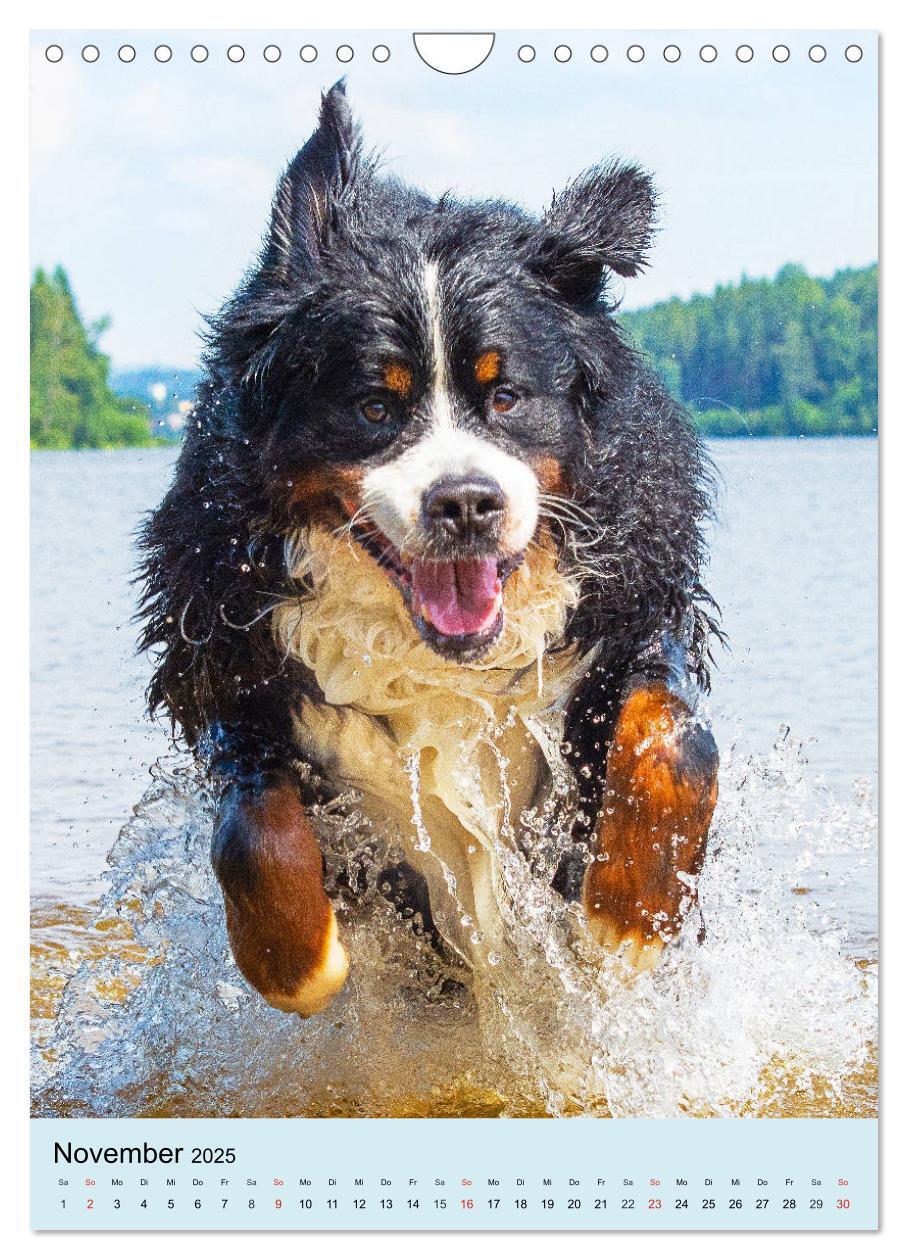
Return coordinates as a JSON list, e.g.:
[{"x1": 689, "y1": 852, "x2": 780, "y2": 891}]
[
  {"x1": 538, "y1": 498, "x2": 607, "y2": 541},
  {"x1": 331, "y1": 498, "x2": 380, "y2": 539},
  {"x1": 539, "y1": 502, "x2": 598, "y2": 525},
  {"x1": 538, "y1": 513, "x2": 608, "y2": 557},
  {"x1": 538, "y1": 499, "x2": 603, "y2": 529}
]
